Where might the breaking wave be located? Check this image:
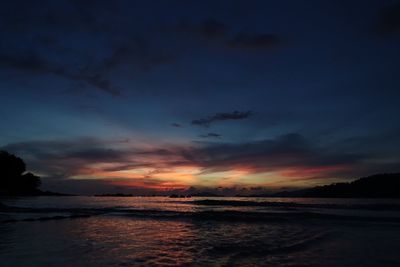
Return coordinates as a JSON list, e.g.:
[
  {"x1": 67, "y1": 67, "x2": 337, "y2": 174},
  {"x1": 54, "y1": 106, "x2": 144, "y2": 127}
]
[
  {"x1": 192, "y1": 199, "x2": 400, "y2": 210},
  {"x1": 2, "y1": 204, "x2": 400, "y2": 224}
]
